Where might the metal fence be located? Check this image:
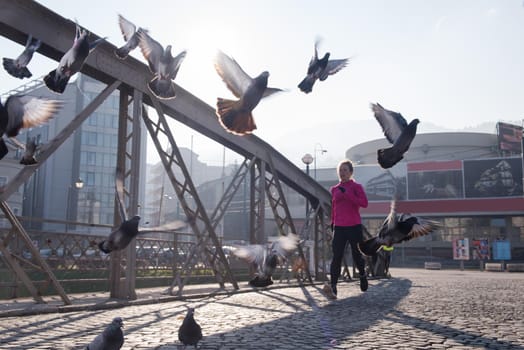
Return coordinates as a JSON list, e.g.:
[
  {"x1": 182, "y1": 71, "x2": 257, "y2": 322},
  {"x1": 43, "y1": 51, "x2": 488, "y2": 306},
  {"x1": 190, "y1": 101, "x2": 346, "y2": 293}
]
[{"x1": 0, "y1": 225, "x2": 247, "y2": 299}]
